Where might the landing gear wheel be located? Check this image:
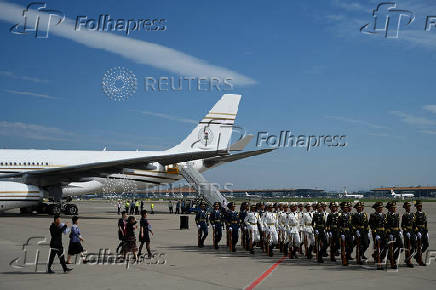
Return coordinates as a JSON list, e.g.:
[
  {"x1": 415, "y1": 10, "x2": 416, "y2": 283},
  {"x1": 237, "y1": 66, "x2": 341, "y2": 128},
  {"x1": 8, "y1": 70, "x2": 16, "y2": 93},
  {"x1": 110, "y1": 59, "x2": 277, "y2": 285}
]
[
  {"x1": 65, "y1": 204, "x2": 78, "y2": 215},
  {"x1": 48, "y1": 204, "x2": 61, "y2": 215}
]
